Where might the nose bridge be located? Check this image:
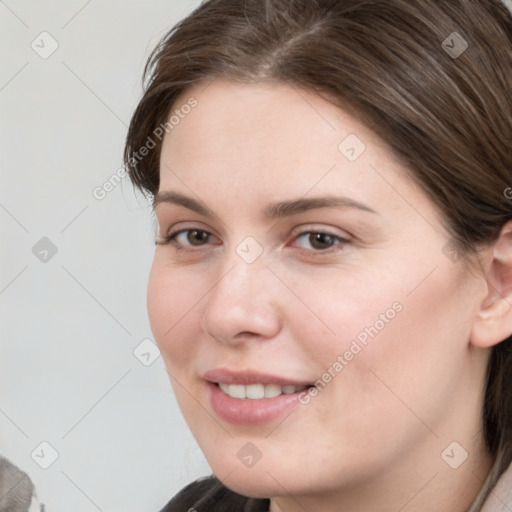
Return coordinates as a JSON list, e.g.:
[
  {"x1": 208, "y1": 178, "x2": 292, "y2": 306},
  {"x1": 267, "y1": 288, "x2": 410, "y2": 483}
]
[
  {"x1": 201, "y1": 239, "x2": 282, "y2": 342},
  {"x1": 211, "y1": 242, "x2": 269, "y2": 313},
  {"x1": 213, "y1": 233, "x2": 269, "y2": 300}
]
